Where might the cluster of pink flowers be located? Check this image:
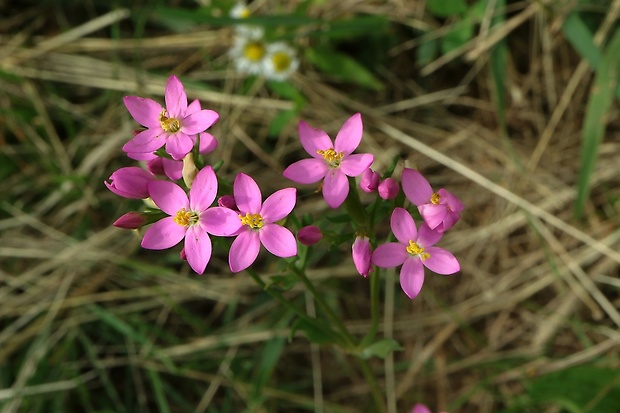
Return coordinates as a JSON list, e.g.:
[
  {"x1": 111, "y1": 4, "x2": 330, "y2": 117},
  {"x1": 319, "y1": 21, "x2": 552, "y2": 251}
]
[{"x1": 107, "y1": 75, "x2": 463, "y2": 299}]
